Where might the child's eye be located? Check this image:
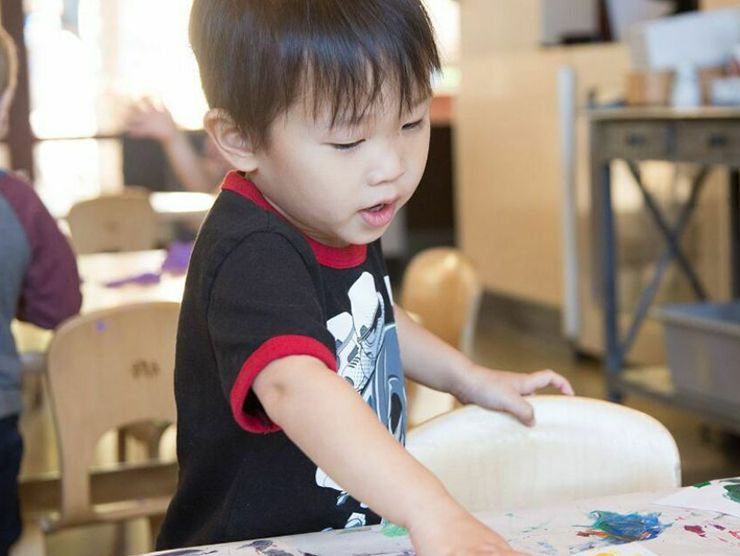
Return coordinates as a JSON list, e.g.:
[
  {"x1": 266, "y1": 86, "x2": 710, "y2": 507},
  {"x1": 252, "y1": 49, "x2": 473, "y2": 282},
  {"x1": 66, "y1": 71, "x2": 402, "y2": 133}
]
[
  {"x1": 402, "y1": 119, "x2": 423, "y2": 130},
  {"x1": 330, "y1": 139, "x2": 365, "y2": 151}
]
